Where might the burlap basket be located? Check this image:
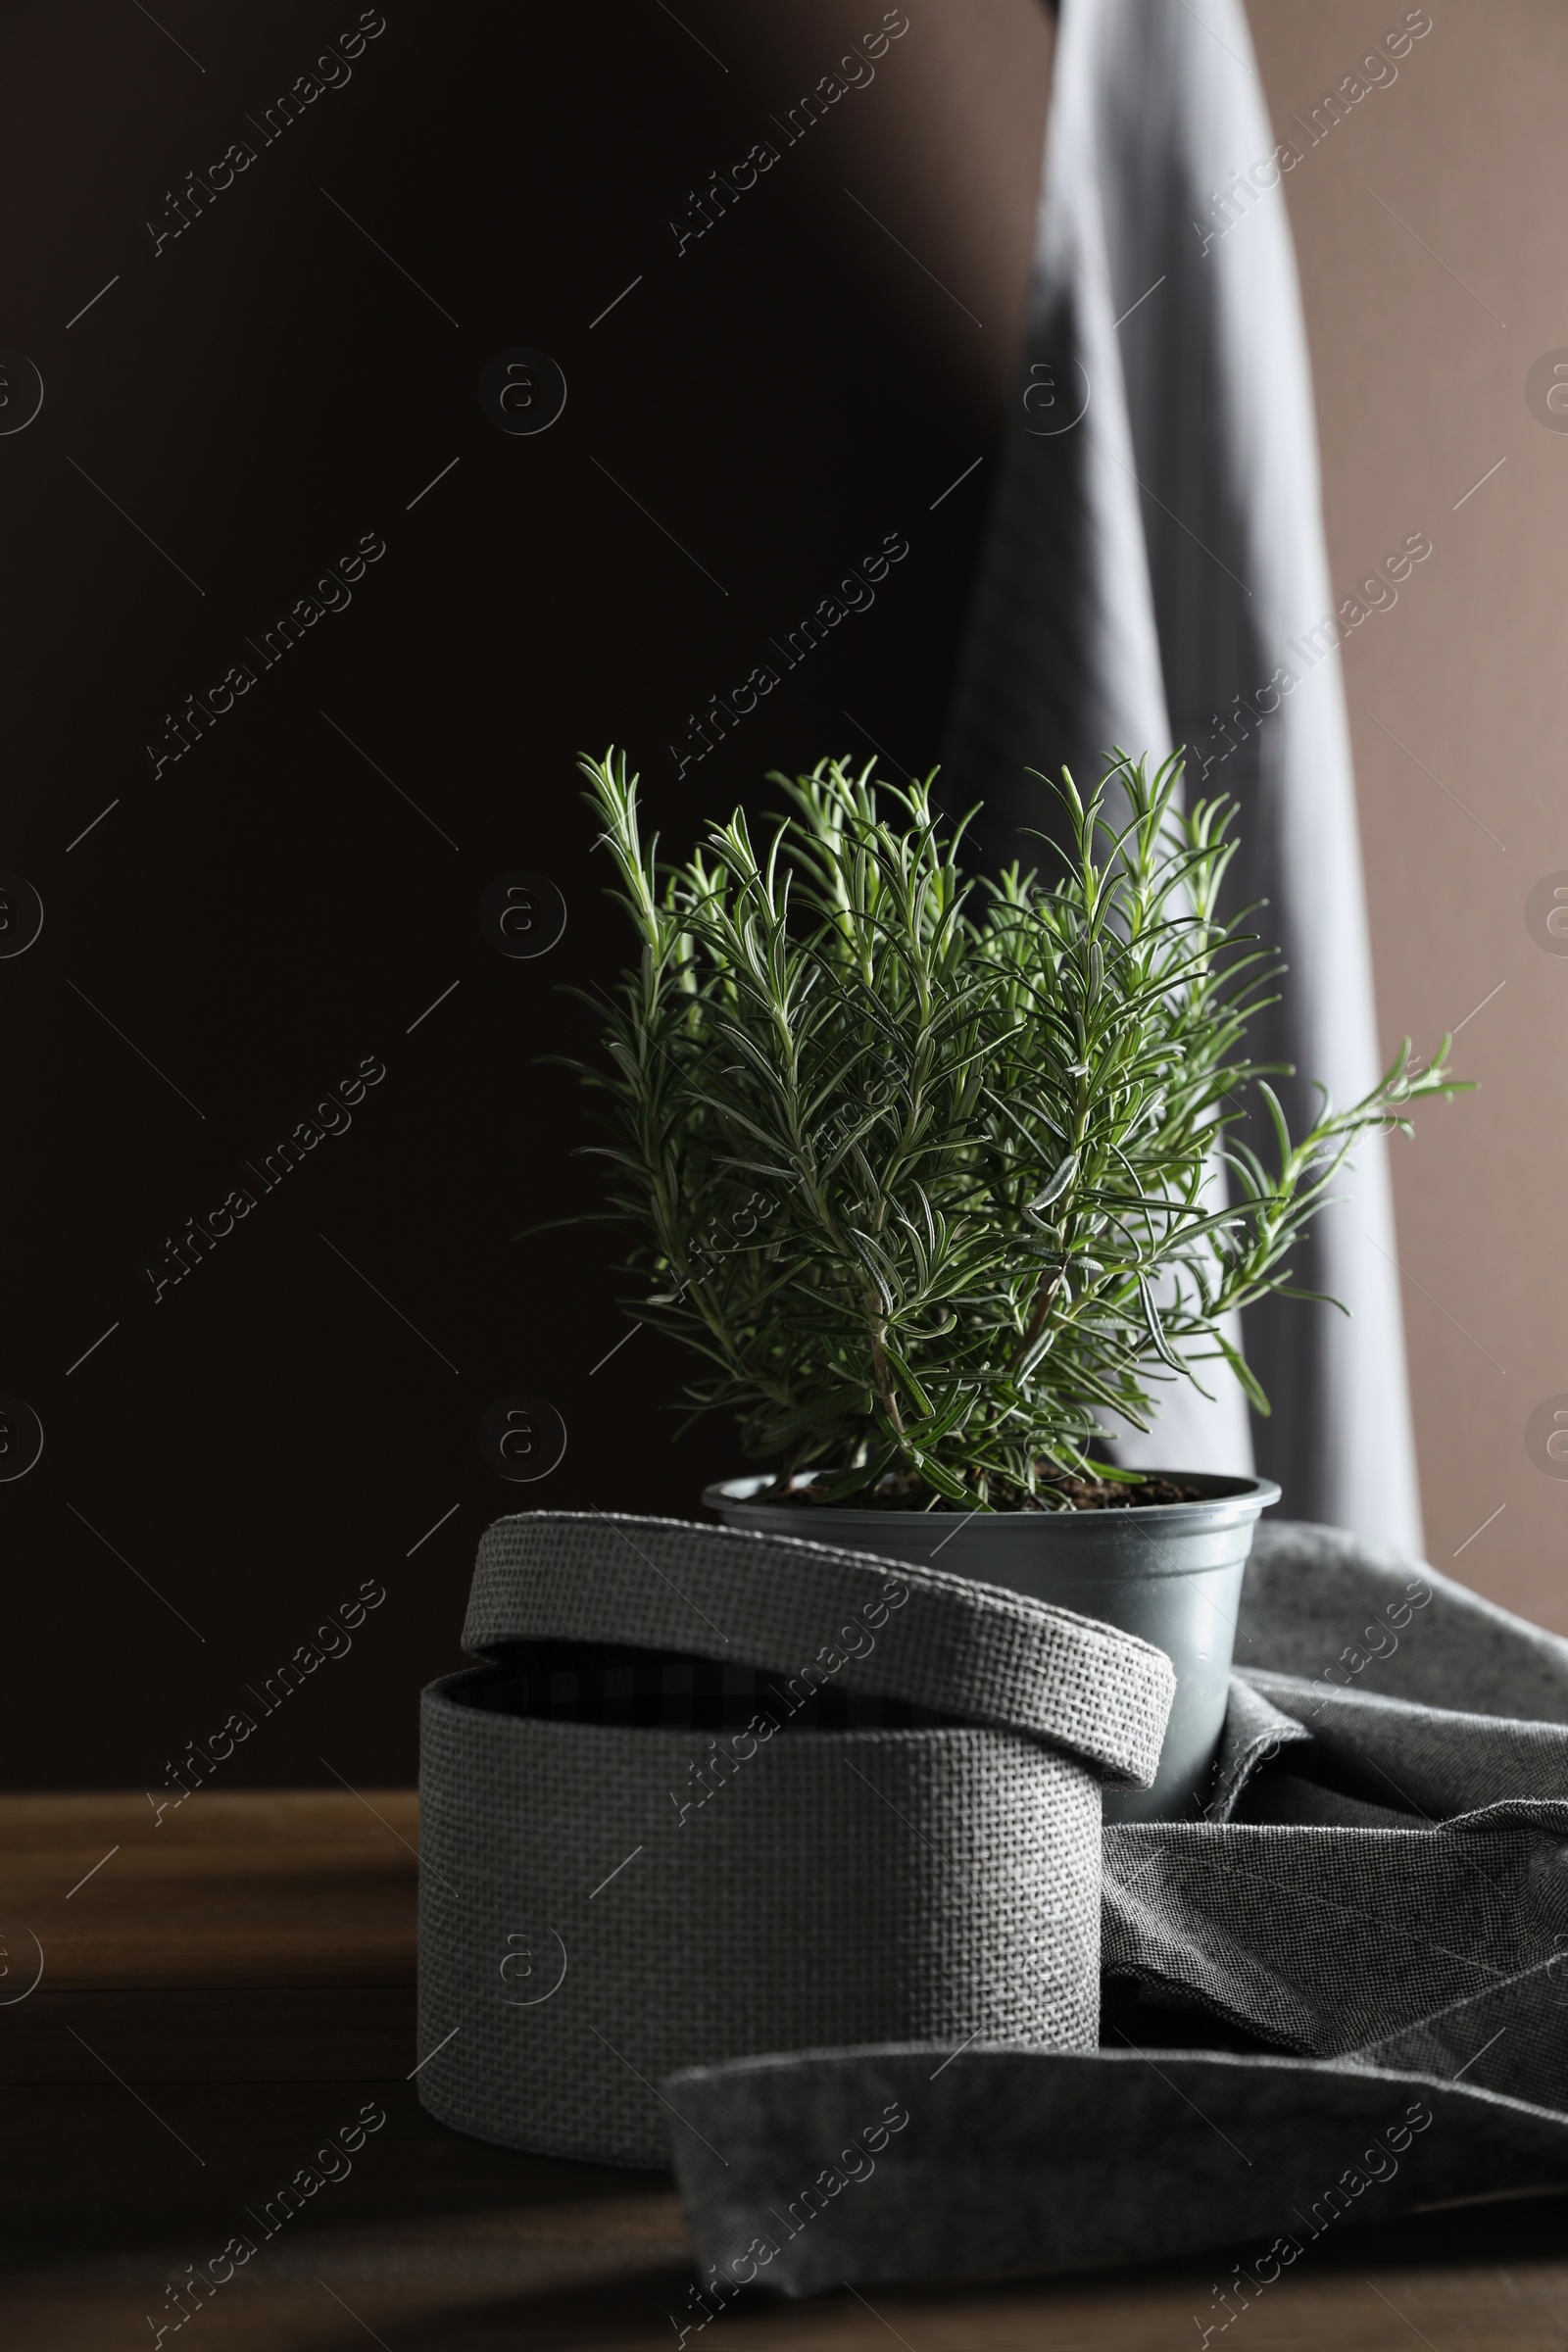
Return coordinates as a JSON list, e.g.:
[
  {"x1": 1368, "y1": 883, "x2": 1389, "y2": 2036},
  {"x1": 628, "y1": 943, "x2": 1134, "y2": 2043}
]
[{"x1": 416, "y1": 1511, "x2": 1175, "y2": 2167}]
